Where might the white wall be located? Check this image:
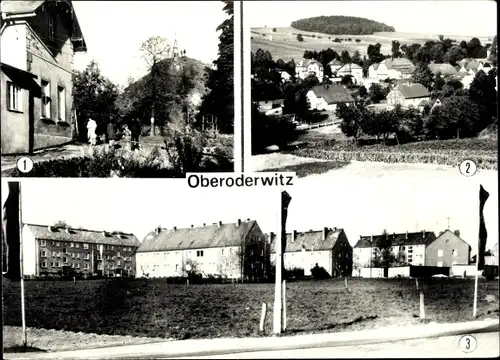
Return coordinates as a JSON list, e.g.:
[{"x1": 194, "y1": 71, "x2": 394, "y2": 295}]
[
  {"x1": 451, "y1": 264, "x2": 481, "y2": 277},
  {"x1": 388, "y1": 266, "x2": 410, "y2": 277},
  {"x1": 360, "y1": 267, "x2": 384, "y2": 278},
  {"x1": 1, "y1": 22, "x2": 27, "y2": 70},
  {"x1": 353, "y1": 247, "x2": 372, "y2": 268},
  {"x1": 22, "y1": 225, "x2": 37, "y2": 277}
]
